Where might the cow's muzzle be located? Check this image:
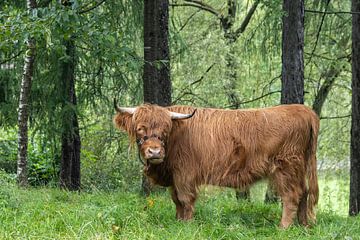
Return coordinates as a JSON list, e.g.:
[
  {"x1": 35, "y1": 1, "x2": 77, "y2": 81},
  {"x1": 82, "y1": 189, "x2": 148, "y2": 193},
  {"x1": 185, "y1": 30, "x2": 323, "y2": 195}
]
[
  {"x1": 145, "y1": 147, "x2": 164, "y2": 164},
  {"x1": 147, "y1": 158, "x2": 164, "y2": 165}
]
